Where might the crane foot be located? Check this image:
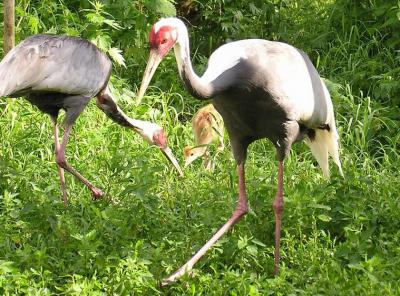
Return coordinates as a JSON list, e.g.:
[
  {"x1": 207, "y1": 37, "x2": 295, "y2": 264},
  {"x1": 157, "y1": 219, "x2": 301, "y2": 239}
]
[
  {"x1": 160, "y1": 268, "x2": 193, "y2": 287},
  {"x1": 91, "y1": 187, "x2": 104, "y2": 200}
]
